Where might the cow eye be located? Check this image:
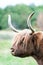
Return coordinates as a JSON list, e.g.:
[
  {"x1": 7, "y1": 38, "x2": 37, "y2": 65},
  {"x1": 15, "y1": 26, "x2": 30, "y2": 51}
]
[{"x1": 30, "y1": 33, "x2": 33, "y2": 35}]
